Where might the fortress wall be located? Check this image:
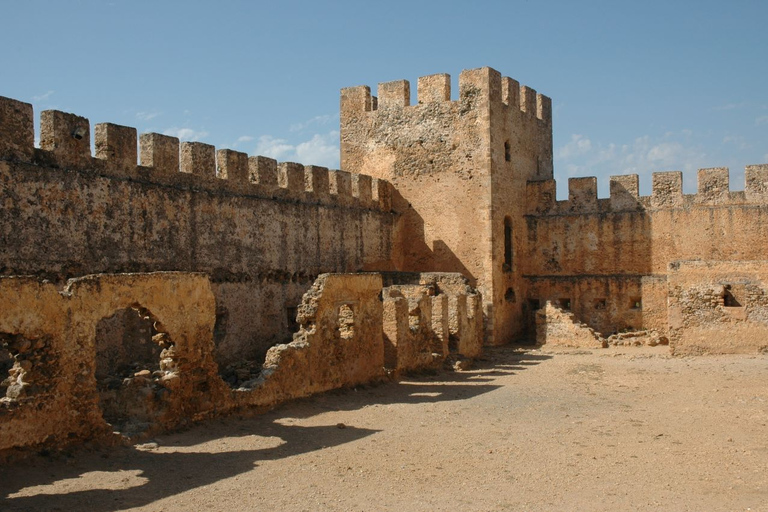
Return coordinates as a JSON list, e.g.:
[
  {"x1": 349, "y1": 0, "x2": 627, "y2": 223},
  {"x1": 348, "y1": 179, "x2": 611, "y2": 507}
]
[
  {"x1": 340, "y1": 70, "x2": 495, "y2": 283},
  {"x1": 341, "y1": 67, "x2": 553, "y2": 345},
  {"x1": 524, "y1": 275, "x2": 668, "y2": 336},
  {"x1": 0, "y1": 96, "x2": 397, "y2": 366},
  {"x1": 667, "y1": 260, "x2": 768, "y2": 355},
  {"x1": 489, "y1": 74, "x2": 553, "y2": 345},
  {"x1": 524, "y1": 166, "x2": 768, "y2": 336}
]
